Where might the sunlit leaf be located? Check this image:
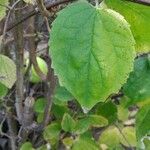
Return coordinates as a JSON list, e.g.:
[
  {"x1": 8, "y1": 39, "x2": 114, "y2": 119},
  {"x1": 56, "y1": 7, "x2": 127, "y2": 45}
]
[{"x1": 50, "y1": 1, "x2": 135, "y2": 110}]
